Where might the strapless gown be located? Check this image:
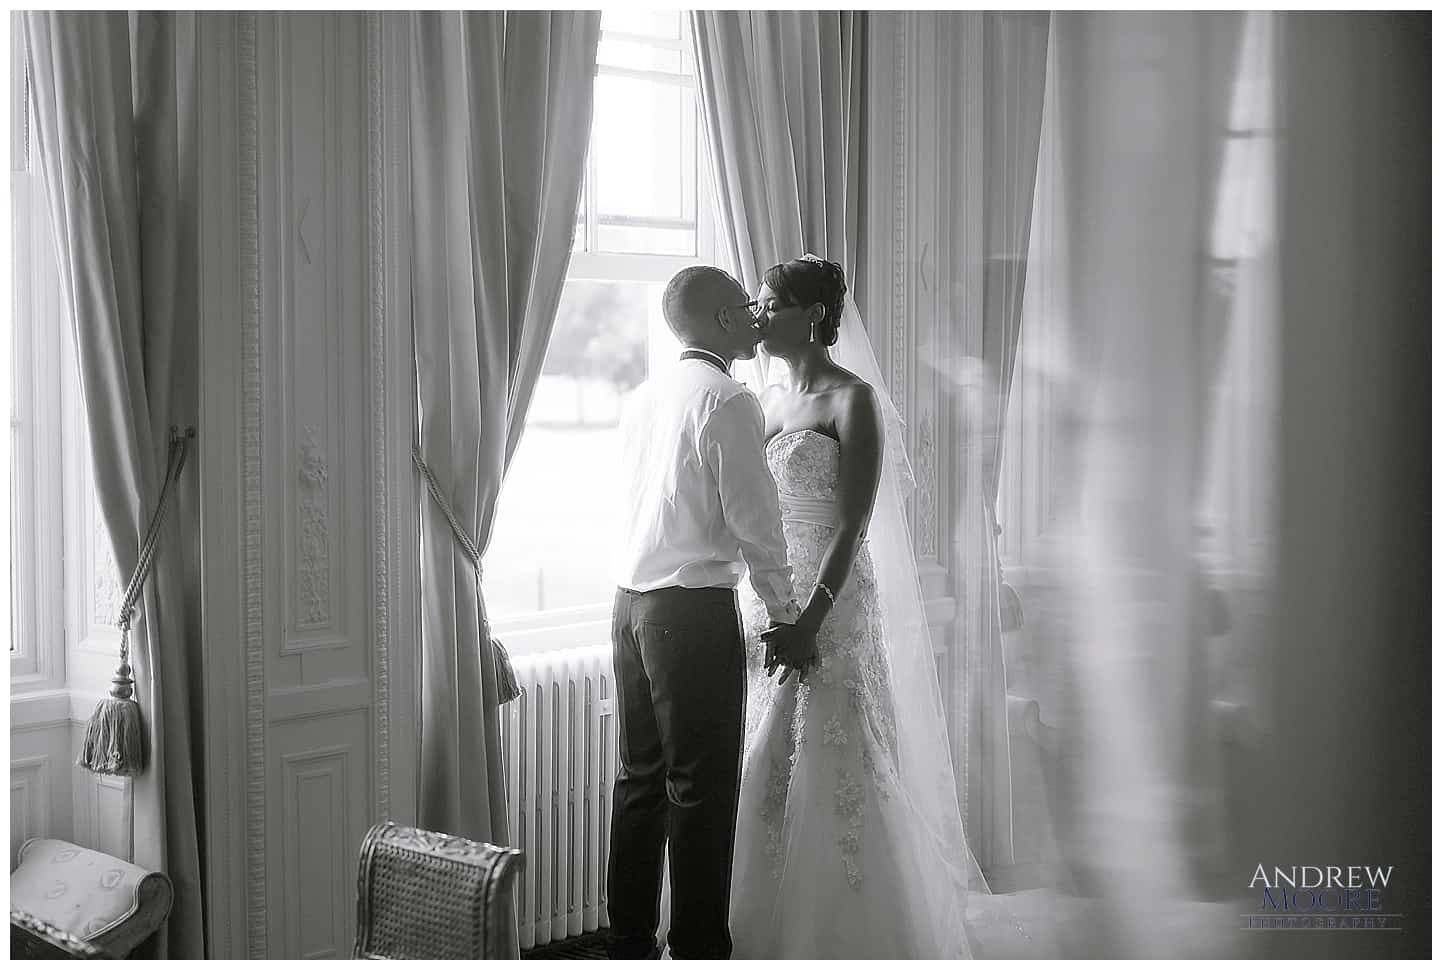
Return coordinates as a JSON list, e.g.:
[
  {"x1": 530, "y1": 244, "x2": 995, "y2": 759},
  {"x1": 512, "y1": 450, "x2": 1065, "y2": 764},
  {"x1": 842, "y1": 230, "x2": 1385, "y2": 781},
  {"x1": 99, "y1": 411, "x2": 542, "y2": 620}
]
[{"x1": 730, "y1": 429, "x2": 972, "y2": 959}]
